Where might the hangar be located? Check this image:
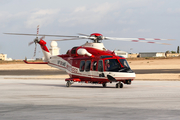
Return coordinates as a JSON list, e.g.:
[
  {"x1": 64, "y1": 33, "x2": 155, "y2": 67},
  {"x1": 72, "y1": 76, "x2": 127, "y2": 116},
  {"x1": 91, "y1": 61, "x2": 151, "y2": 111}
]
[
  {"x1": 139, "y1": 52, "x2": 165, "y2": 58},
  {"x1": 114, "y1": 50, "x2": 128, "y2": 58}
]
